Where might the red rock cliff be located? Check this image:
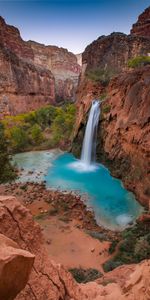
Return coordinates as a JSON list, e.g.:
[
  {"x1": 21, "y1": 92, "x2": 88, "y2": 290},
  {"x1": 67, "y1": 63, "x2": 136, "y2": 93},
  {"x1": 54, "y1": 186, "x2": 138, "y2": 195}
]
[
  {"x1": 74, "y1": 7, "x2": 150, "y2": 207},
  {"x1": 0, "y1": 17, "x2": 81, "y2": 117},
  {"x1": 82, "y1": 33, "x2": 150, "y2": 74},
  {"x1": 28, "y1": 41, "x2": 81, "y2": 102},
  {"x1": 0, "y1": 44, "x2": 55, "y2": 117},
  {"x1": 99, "y1": 66, "x2": 150, "y2": 207},
  {"x1": 0, "y1": 17, "x2": 33, "y2": 60},
  {"x1": 131, "y1": 6, "x2": 150, "y2": 38}
]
